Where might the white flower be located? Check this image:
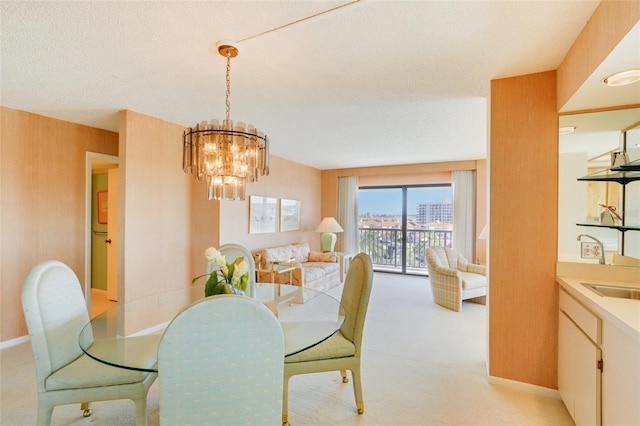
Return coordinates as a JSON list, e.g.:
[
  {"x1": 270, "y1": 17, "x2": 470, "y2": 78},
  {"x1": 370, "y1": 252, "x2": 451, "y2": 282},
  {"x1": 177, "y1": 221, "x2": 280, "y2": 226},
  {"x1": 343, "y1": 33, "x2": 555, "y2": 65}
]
[
  {"x1": 204, "y1": 247, "x2": 226, "y2": 268},
  {"x1": 231, "y1": 260, "x2": 249, "y2": 285}
]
